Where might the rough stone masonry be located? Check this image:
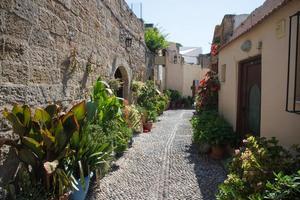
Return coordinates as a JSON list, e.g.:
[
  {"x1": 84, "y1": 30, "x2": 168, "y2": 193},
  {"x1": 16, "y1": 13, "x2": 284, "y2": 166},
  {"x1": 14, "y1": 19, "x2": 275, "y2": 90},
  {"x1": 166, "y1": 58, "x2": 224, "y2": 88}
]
[{"x1": 0, "y1": 0, "x2": 147, "y2": 195}]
